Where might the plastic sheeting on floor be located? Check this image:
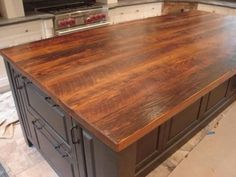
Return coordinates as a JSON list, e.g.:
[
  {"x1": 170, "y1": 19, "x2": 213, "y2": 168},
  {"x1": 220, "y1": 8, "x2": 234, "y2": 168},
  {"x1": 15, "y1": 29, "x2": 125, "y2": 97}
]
[{"x1": 0, "y1": 91, "x2": 19, "y2": 139}]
